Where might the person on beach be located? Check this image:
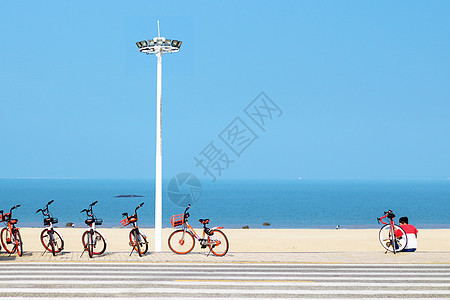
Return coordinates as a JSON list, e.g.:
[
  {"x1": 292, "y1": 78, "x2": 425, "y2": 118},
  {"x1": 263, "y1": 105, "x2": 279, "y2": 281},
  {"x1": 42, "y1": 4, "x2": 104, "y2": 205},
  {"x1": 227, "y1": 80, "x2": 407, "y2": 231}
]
[{"x1": 399, "y1": 216, "x2": 418, "y2": 252}]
